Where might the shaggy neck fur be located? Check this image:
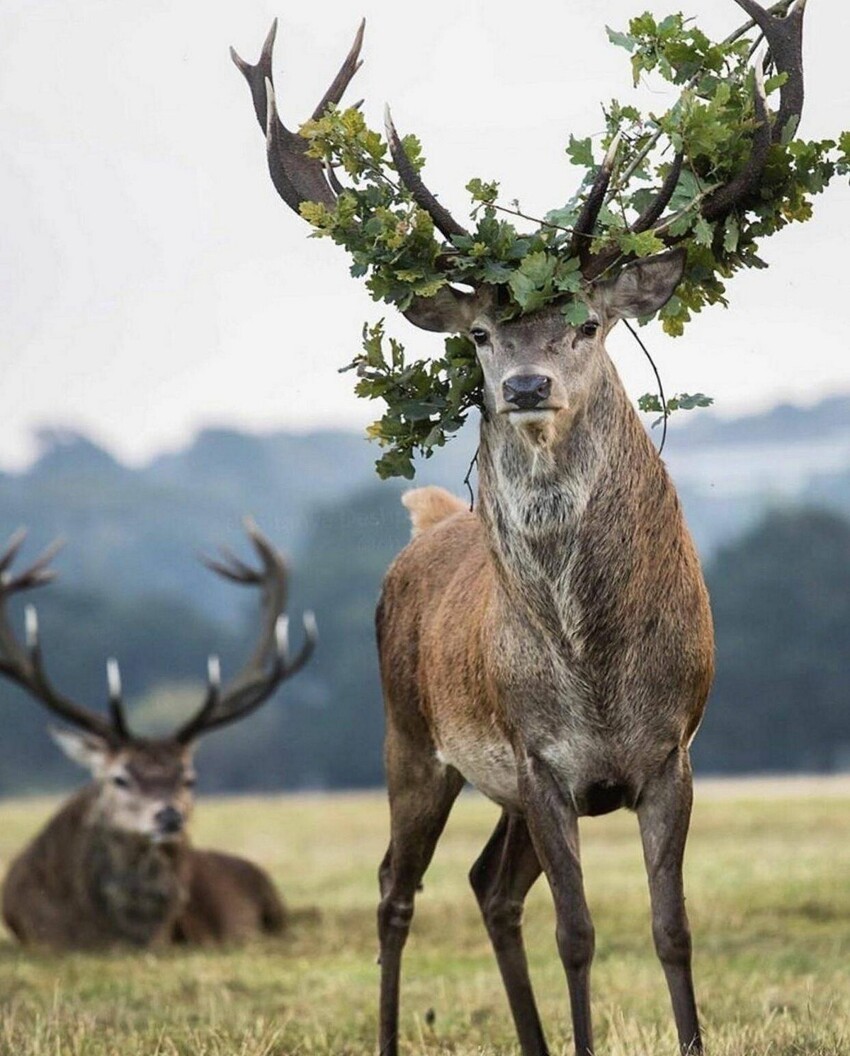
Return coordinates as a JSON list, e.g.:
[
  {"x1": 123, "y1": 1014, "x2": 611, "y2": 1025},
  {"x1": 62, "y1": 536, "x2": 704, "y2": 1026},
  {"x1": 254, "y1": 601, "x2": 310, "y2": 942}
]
[
  {"x1": 480, "y1": 357, "x2": 623, "y2": 570},
  {"x1": 476, "y1": 353, "x2": 674, "y2": 661},
  {"x1": 81, "y1": 804, "x2": 188, "y2": 945}
]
